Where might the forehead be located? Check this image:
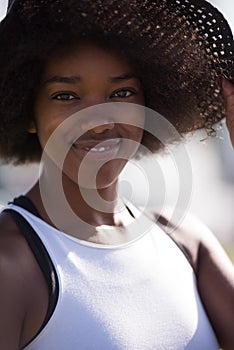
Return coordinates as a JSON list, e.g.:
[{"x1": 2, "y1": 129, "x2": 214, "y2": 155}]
[{"x1": 42, "y1": 41, "x2": 135, "y2": 77}]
